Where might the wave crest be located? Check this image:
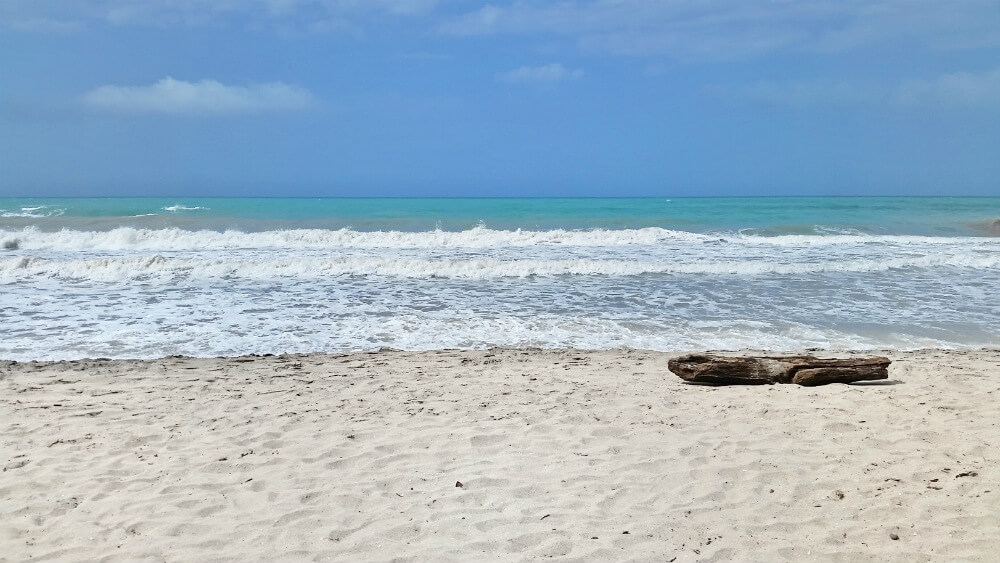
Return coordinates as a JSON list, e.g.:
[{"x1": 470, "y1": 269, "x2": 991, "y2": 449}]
[
  {"x1": 3, "y1": 226, "x2": 999, "y2": 252},
  {"x1": 4, "y1": 253, "x2": 999, "y2": 282}
]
